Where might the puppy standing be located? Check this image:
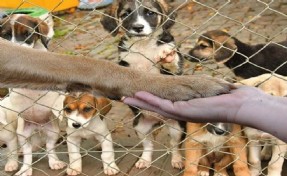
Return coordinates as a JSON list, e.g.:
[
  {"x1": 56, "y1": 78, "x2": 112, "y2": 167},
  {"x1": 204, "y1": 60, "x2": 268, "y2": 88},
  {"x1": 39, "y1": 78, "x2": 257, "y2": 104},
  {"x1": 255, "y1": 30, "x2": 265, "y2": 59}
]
[
  {"x1": 184, "y1": 123, "x2": 250, "y2": 176},
  {"x1": 0, "y1": 14, "x2": 65, "y2": 176},
  {"x1": 101, "y1": 0, "x2": 186, "y2": 169},
  {"x1": 188, "y1": 30, "x2": 287, "y2": 79},
  {"x1": 237, "y1": 74, "x2": 287, "y2": 176},
  {"x1": 53, "y1": 92, "x2": 119, "y2": 175}
]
